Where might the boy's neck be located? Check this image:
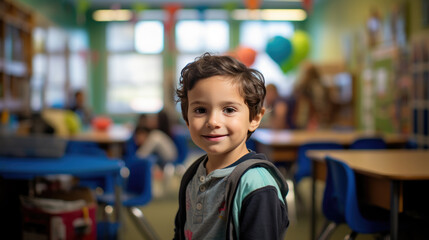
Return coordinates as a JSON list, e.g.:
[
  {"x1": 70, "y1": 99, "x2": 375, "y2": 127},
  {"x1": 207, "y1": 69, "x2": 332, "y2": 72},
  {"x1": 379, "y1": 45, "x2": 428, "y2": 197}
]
[{"x1": 205, "y1": 146, "x2": 249, "y2": 174}]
